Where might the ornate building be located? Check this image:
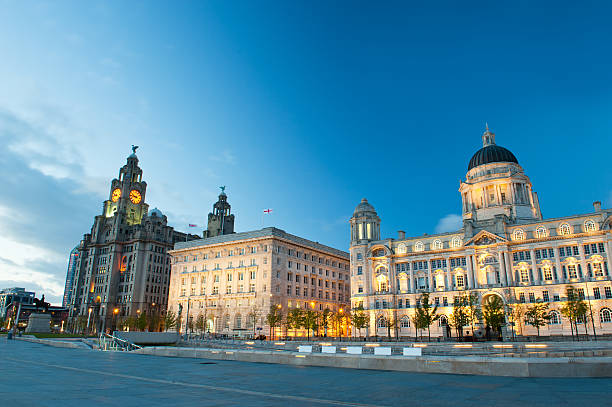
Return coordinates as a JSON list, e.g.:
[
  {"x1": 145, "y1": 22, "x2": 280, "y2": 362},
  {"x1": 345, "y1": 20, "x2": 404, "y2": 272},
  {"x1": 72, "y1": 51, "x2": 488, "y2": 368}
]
[
  {"x1": 66, "y1": 147, "x2": 198, "y2": 332},
  {"x1": 168, "y1": 192, "x2": 350, "y2": 337},
  {"x1": 350, "y1": 127, "x2": 612, "y2": 338}
]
